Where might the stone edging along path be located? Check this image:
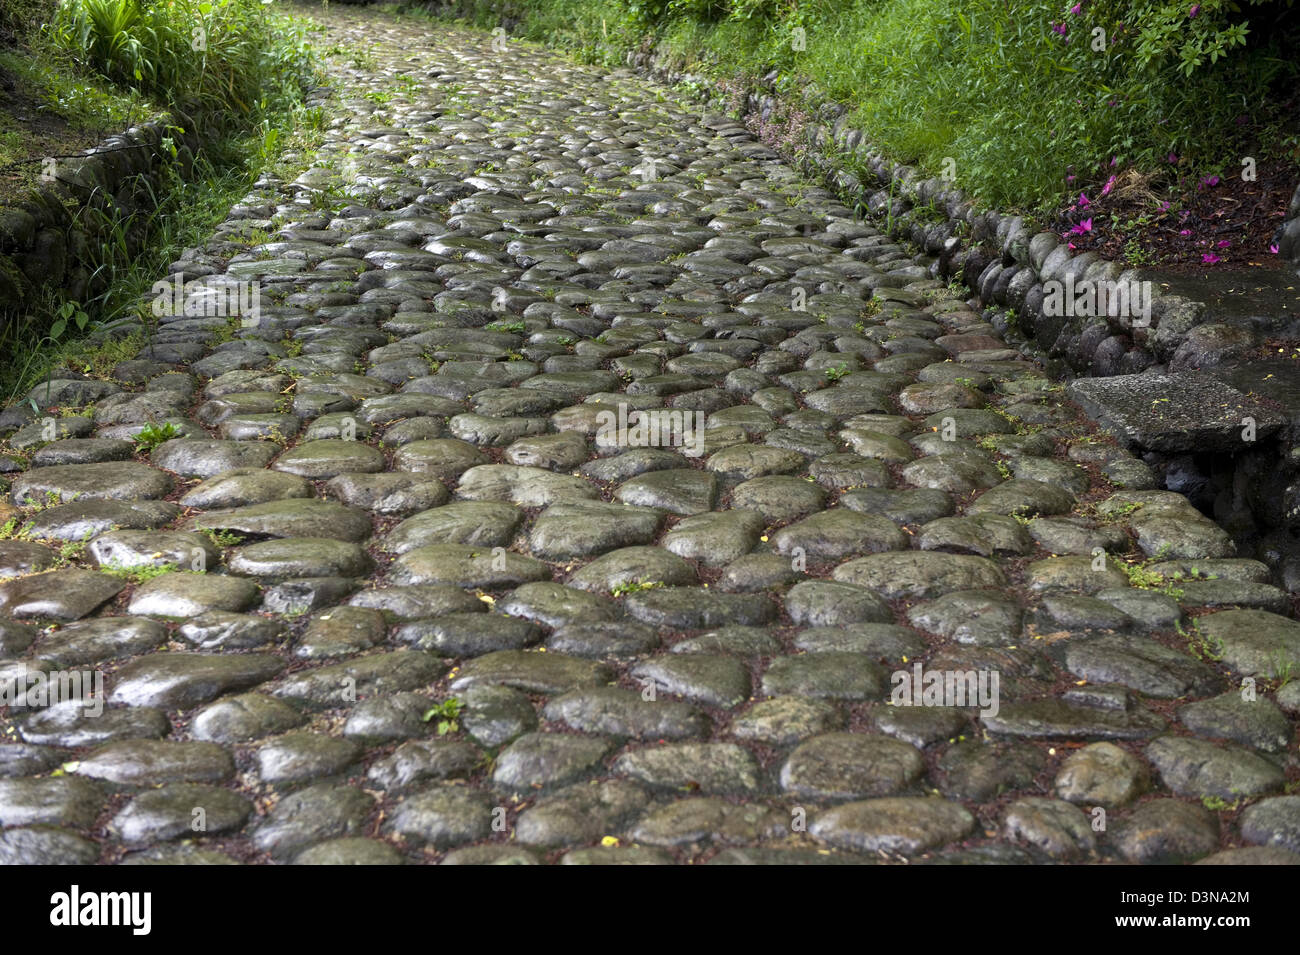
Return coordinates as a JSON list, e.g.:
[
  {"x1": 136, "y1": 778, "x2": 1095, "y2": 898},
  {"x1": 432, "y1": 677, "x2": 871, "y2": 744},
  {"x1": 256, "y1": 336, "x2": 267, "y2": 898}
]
[
  {"x1": 621, "y1": 44, "x2": 1300, "y2": 583},
  {"x1": 0, "y1": 5, "x2": 1297, "y2": 866},
  {"x1": 0, "y1": 117, "x2": 204, "y2": 312}
]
